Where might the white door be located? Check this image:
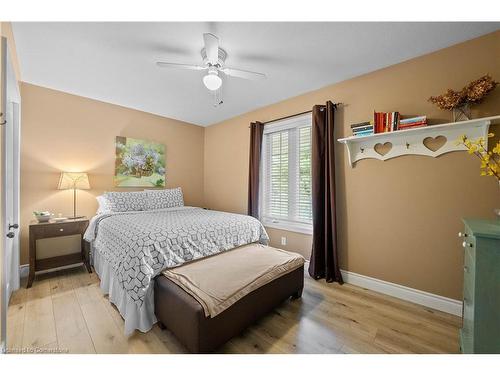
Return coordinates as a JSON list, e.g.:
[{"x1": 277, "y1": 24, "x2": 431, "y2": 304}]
[{"x1": 1, "y1": 36, "x2": 21, "y2": 353}]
